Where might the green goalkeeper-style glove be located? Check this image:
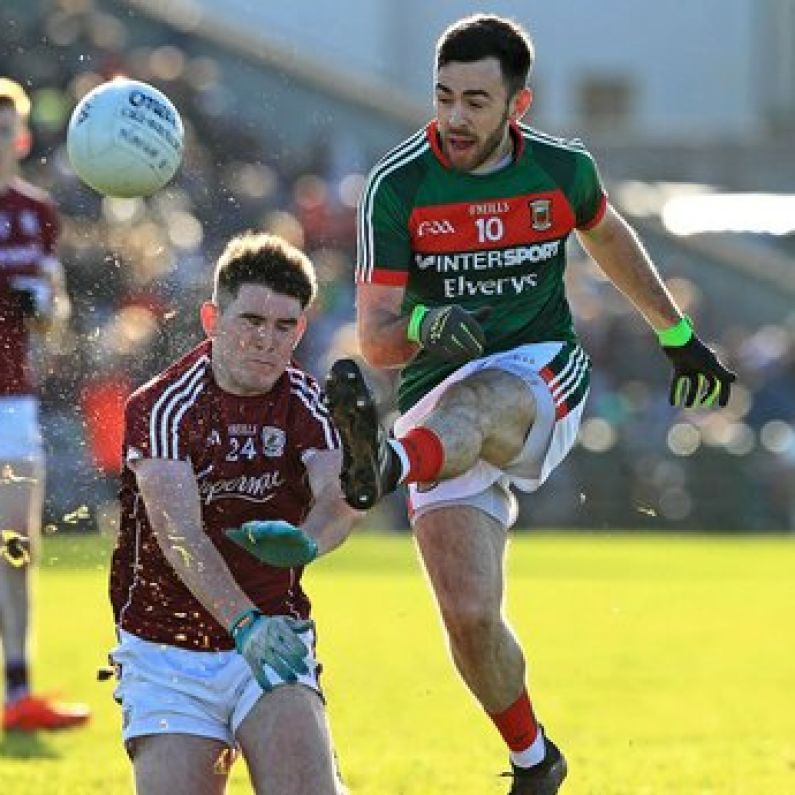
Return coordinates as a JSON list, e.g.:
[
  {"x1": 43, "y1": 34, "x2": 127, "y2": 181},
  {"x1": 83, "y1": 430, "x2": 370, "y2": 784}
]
[
  {"x1": 407, "y1": 304, "x2": 491, "y2": 363},
  {"x1": 229, "y1": 608, "x2": 313, "y2": 692},
  {"x1": 226, "y1": 520, "x2": 319, "y2": 567},
  {"x1": 659, "y1": 316, "x2": 736, "y2": 408}
]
